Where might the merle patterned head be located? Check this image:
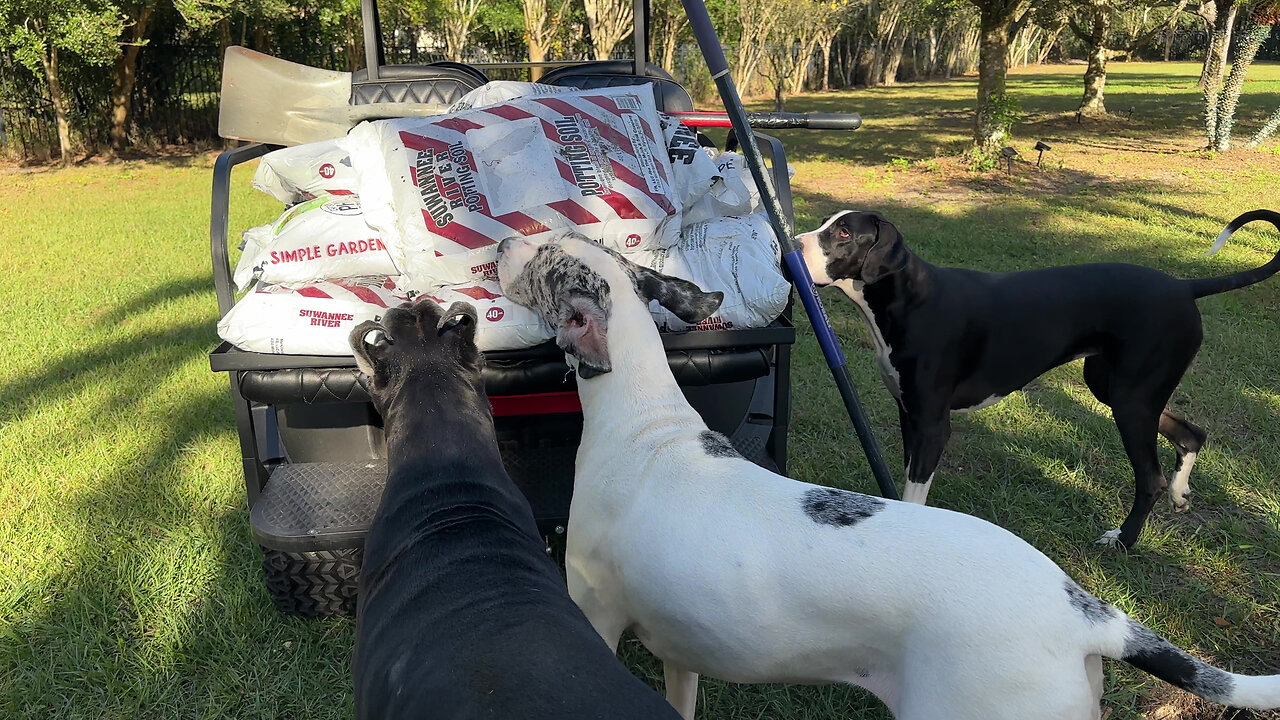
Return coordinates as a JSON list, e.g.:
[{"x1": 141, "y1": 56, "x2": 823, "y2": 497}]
[
  {"x1": 495, "y1": 232, "x2": 723, "y2": 379},
  {"x1": 796, "y1": 209, "x2": 908, "y2": 286},
  {"x1": 349, "y1": 298, "x2": 482, "y2": 416}
]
